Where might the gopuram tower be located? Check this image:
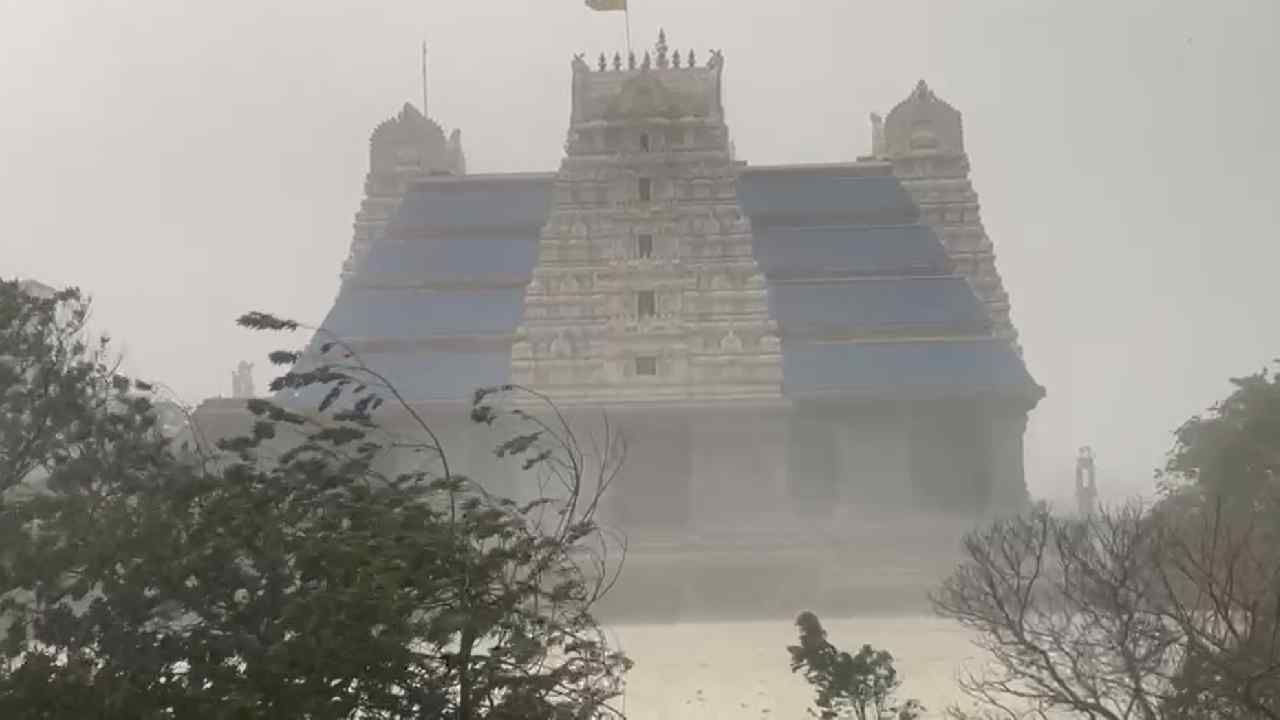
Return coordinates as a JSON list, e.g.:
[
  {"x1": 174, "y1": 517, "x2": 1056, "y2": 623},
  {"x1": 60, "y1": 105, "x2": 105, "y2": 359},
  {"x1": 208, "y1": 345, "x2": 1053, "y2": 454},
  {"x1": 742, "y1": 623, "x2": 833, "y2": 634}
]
[
  {"x1": 512, "y1": 34, "x2": 782, "y2": 403},
  {"x1": 869, "y1": 82, "x2": 1018, "y2": 343},
  {"x1": 341, "y1": 103, "x2": 466, "y2": 283},
  {"x1": 511, "y1": 35, "x2": 790, "y2": 533}
]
